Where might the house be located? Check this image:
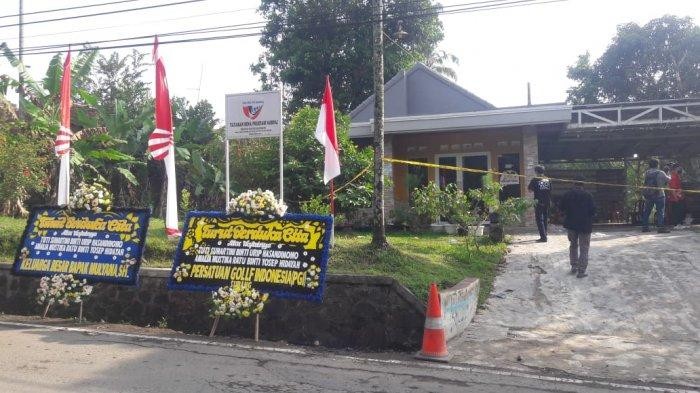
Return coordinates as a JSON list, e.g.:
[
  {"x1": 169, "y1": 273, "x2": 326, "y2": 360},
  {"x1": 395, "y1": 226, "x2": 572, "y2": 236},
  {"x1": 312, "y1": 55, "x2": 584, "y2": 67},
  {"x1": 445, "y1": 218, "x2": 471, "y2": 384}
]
[
  {"x1": 349, "y1": 63, "x2": 700, "y2": 224},
  {"x1": 348, "y1": 63, "x2": 570, "y2": 215}
]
